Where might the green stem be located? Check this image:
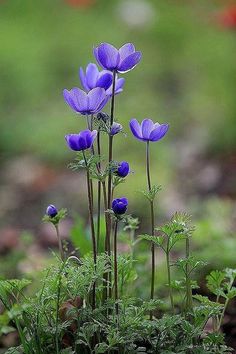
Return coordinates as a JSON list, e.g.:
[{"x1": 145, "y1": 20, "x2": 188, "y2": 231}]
[
  {"x1": 185, "y1": 237, "x2": 192, "y2": 313},
  {"x1": 146, "y1": 141, "x2": 155, "y2": 319},
  {"x1": 114, "y1": 219, "x2": 119, "y2": 316},
  {"x1": 166, "y1": 250, "x2": 174, "y2": 313},
  {"x1": 97, "y1": 130, "x2": 101, "y2": 251},
  {"x1": 107, "y1": 70, "x2": 116, "y2": 299},
  {"x1": 55, "y1": 224, "x2": 64, "y2": 261},
  {"x1": 82, "y1": 150, "x2": 96, "y2": 309}
]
